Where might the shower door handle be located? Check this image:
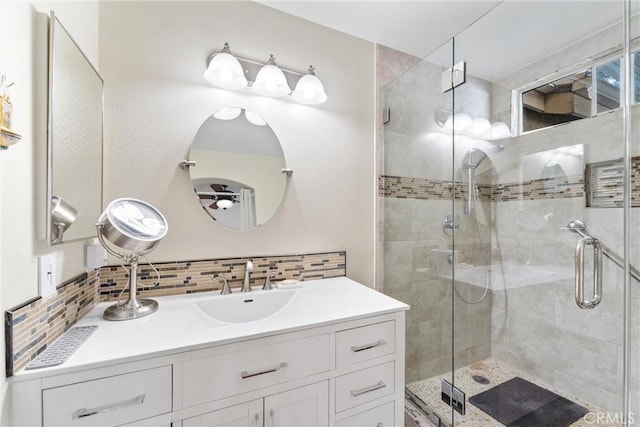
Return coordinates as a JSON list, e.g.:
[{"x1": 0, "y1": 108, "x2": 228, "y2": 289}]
[{"x1": 575, "y1": 237, "x2": 603, "y2": 309}]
